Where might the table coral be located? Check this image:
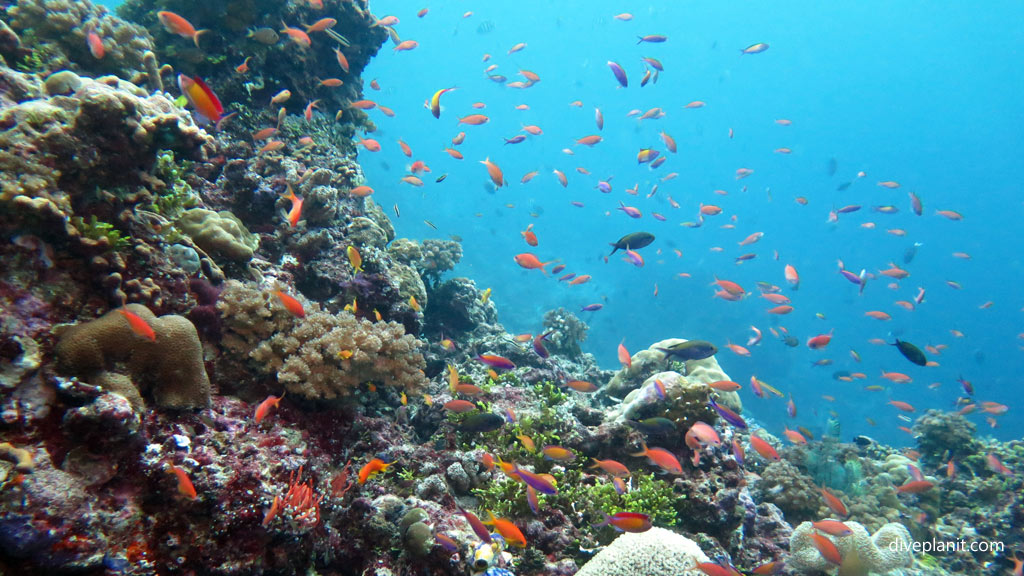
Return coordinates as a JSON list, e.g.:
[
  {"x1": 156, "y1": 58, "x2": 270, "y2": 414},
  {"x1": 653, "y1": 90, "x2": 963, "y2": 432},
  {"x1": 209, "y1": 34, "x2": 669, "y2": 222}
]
[
  {"x1": 574, "y1": 526, "x2": 711, "y2": 576},
  {"x1": 789, "y1": 520, "x2": 913, "y2": 574},
  {"x1": 54, "y1": 303, "x2": 211, "y2": 409}
]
